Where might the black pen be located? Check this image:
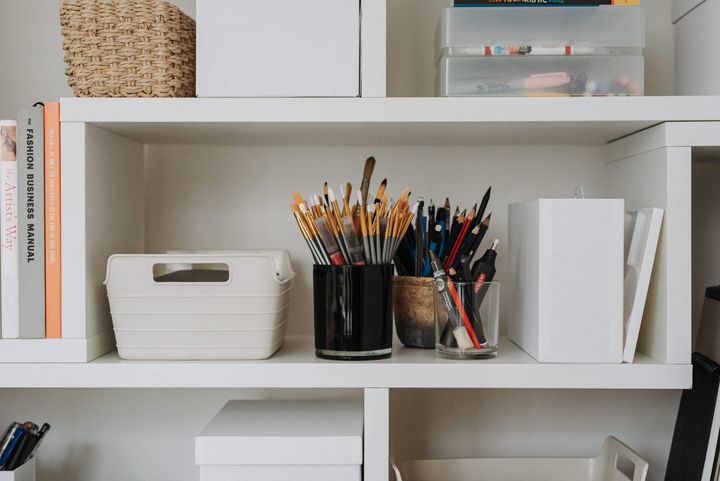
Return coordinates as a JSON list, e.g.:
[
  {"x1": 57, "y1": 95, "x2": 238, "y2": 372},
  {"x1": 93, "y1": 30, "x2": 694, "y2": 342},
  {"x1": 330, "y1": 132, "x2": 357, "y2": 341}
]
[
  {"x1": 427, "y1": 200, "x2": 435, "y2": 259},
  {"x1": 415, "y1": 198, "x2": 424, "y2": 277}
]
